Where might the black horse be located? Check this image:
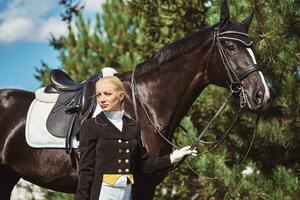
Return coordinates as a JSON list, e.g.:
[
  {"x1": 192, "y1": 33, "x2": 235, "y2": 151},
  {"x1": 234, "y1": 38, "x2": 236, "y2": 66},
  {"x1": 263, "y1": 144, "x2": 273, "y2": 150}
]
[{"x1": 0, "y1": 1, "x2": 270, "y2": 199}]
